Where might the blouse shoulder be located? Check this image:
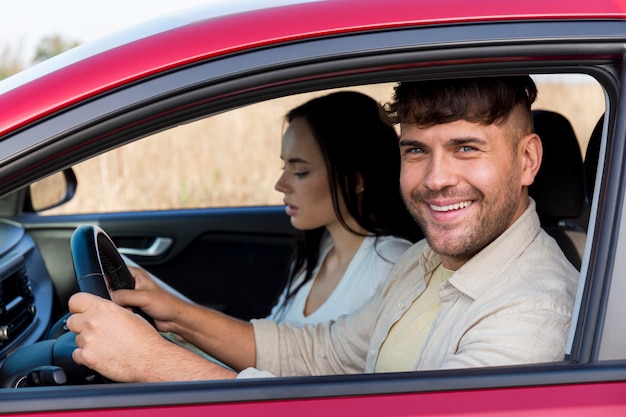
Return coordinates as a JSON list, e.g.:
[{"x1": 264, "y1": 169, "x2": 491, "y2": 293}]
[{"x1": 368, "y1": 235, "x2": 414, "y2": 263}]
